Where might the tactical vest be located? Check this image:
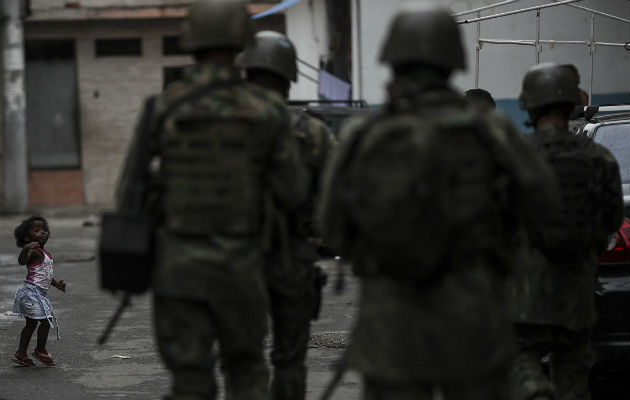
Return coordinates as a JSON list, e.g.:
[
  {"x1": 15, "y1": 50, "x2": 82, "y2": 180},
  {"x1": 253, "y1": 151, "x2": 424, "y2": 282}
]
[
  {"x1": 528, "y1": 131, "x2": 601, "y2": 254},
  {"x1": 345, "y1": 106, "x2": 505, "y2": 281},
  {"x1": 160, "y1": 89, "x2": 276, "y2": 237}
]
